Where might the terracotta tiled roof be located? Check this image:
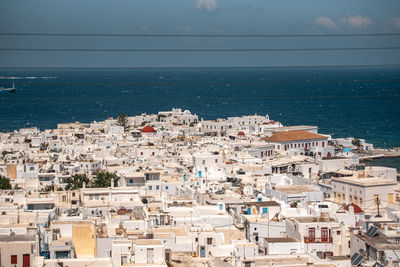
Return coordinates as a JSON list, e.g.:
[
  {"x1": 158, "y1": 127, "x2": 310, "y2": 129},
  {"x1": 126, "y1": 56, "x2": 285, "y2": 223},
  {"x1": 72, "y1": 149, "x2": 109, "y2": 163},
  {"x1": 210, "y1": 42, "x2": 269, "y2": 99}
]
[
  {"x1": 264, "y1": 130, "x2": 327, "y2": 142},
  {"x1": 345, "y1": 203, "x2": 364, "y2": 214},
  {"x1": 141, "y1": 125, "x2": 155, "y2": 133}
]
